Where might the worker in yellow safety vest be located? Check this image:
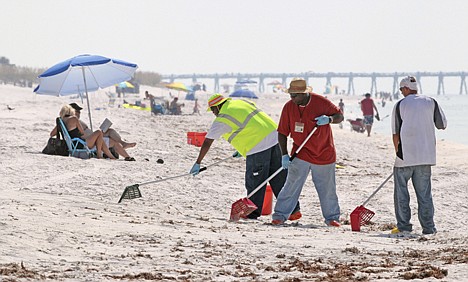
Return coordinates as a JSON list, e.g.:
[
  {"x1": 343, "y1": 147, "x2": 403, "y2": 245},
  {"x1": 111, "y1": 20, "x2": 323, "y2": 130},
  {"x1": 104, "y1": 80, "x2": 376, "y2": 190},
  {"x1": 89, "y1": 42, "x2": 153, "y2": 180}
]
[{"x1": 189, "y1": 93, "x2": 301, "y2": 220}]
